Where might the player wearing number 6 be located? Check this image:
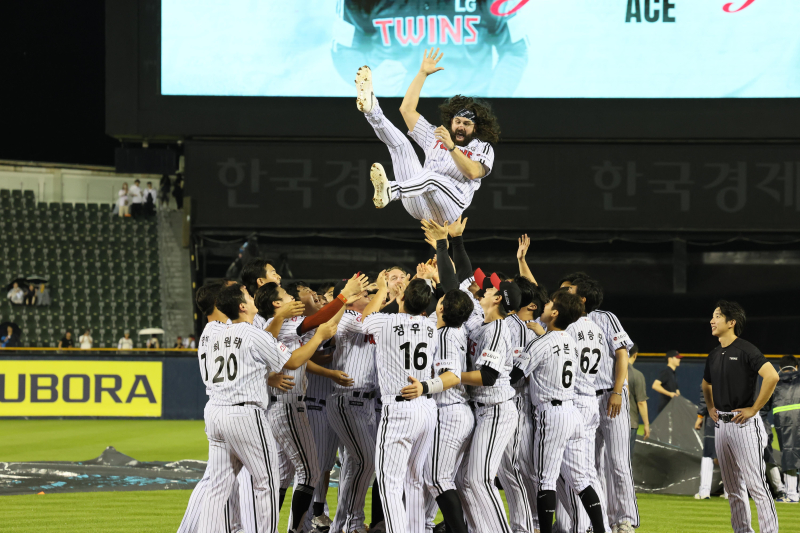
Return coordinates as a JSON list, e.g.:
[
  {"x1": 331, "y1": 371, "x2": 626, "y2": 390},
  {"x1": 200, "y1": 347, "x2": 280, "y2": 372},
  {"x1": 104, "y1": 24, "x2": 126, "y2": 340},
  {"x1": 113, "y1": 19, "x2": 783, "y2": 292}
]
[
  {"x1": 199, "y1": 283, "x2": 338, "y2": 533},
  {"x1": 510, "y1": 291, "x2": 608, "y2": 533},
  {"x1": 357, "y1": 48, "x2": 499, "y2": 224},
  {"x1": 361, "y1": 271, "x2": 438, "y2": 533}
]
